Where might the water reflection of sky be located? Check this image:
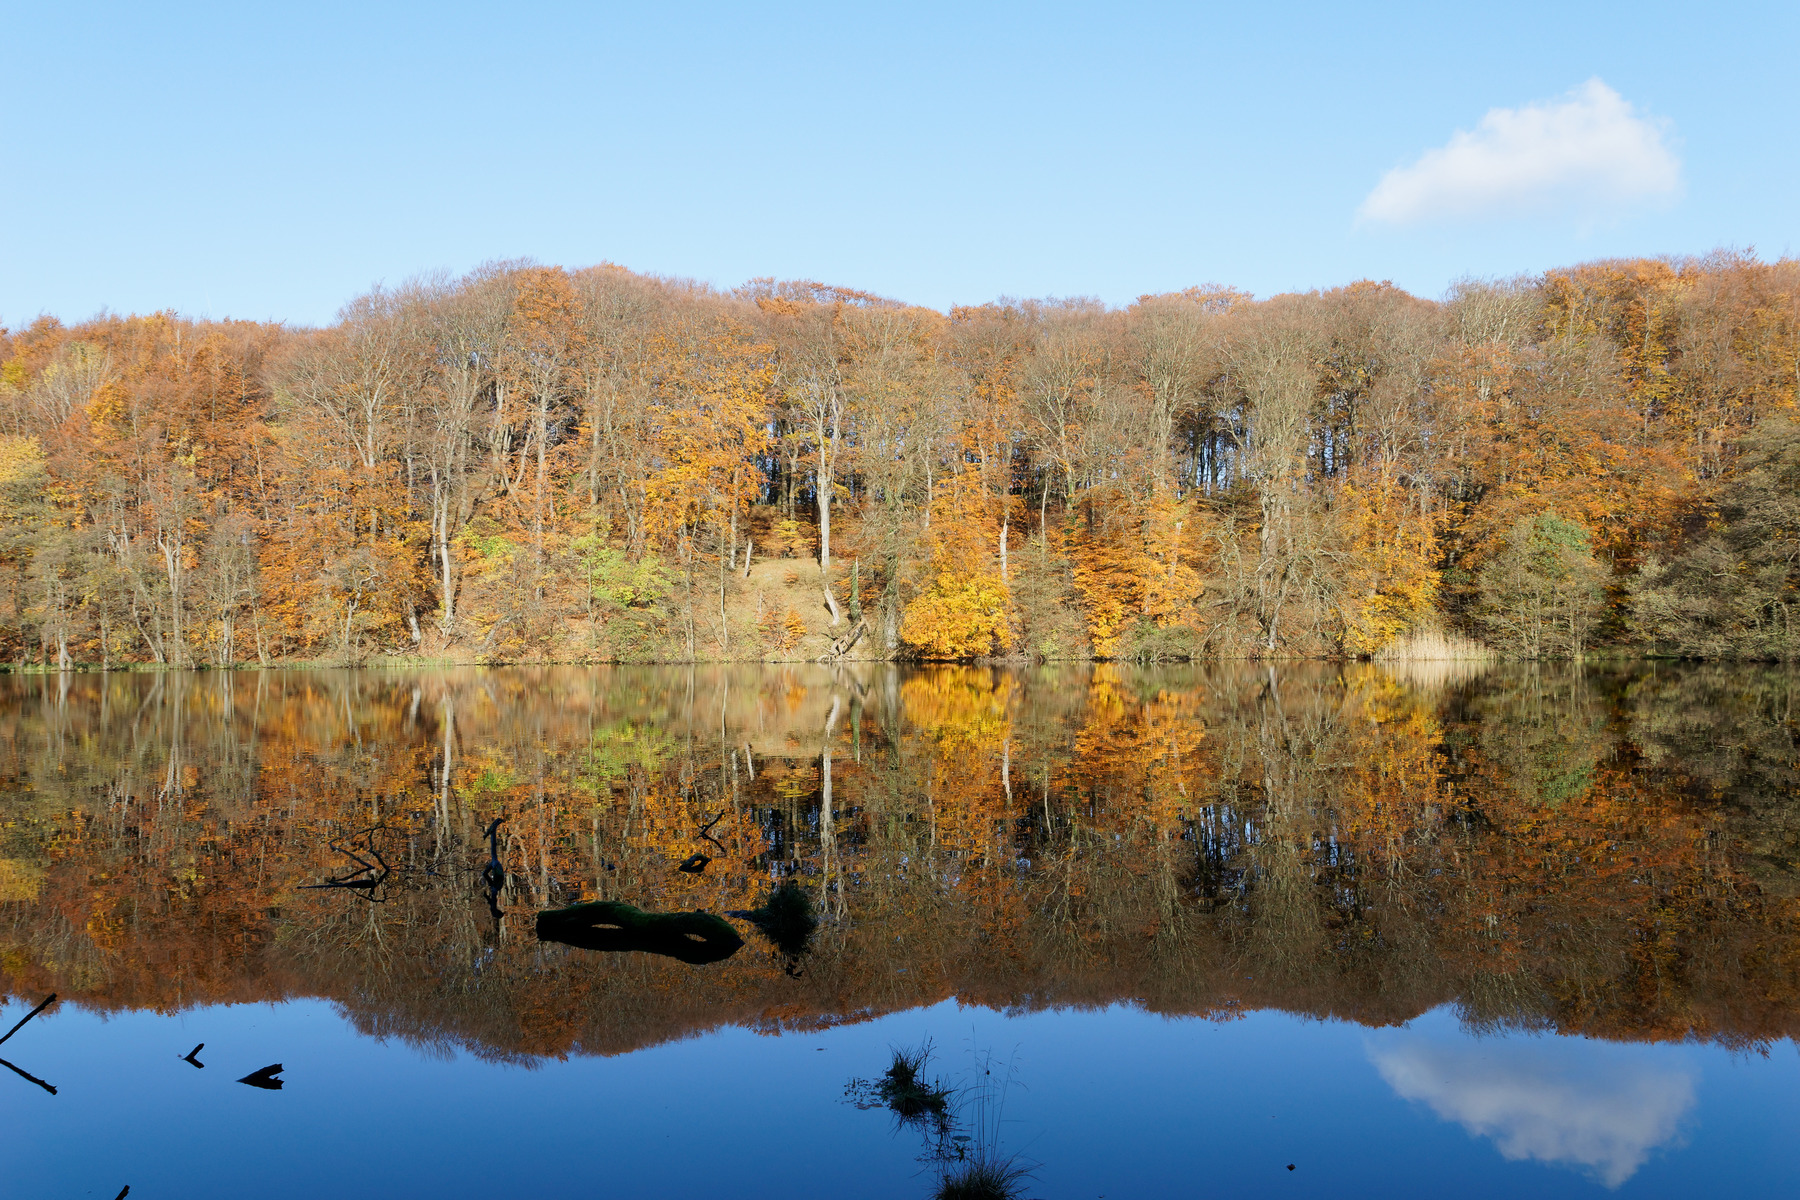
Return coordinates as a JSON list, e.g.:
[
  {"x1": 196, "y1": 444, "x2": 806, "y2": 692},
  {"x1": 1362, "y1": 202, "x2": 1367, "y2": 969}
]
[
  {"x1": 7, "y1": 998, "x2": 1797, "y2": 1199},
  {"x1": 1369, "y1": 1014, "x2": 1696, "y2": 1187}
]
